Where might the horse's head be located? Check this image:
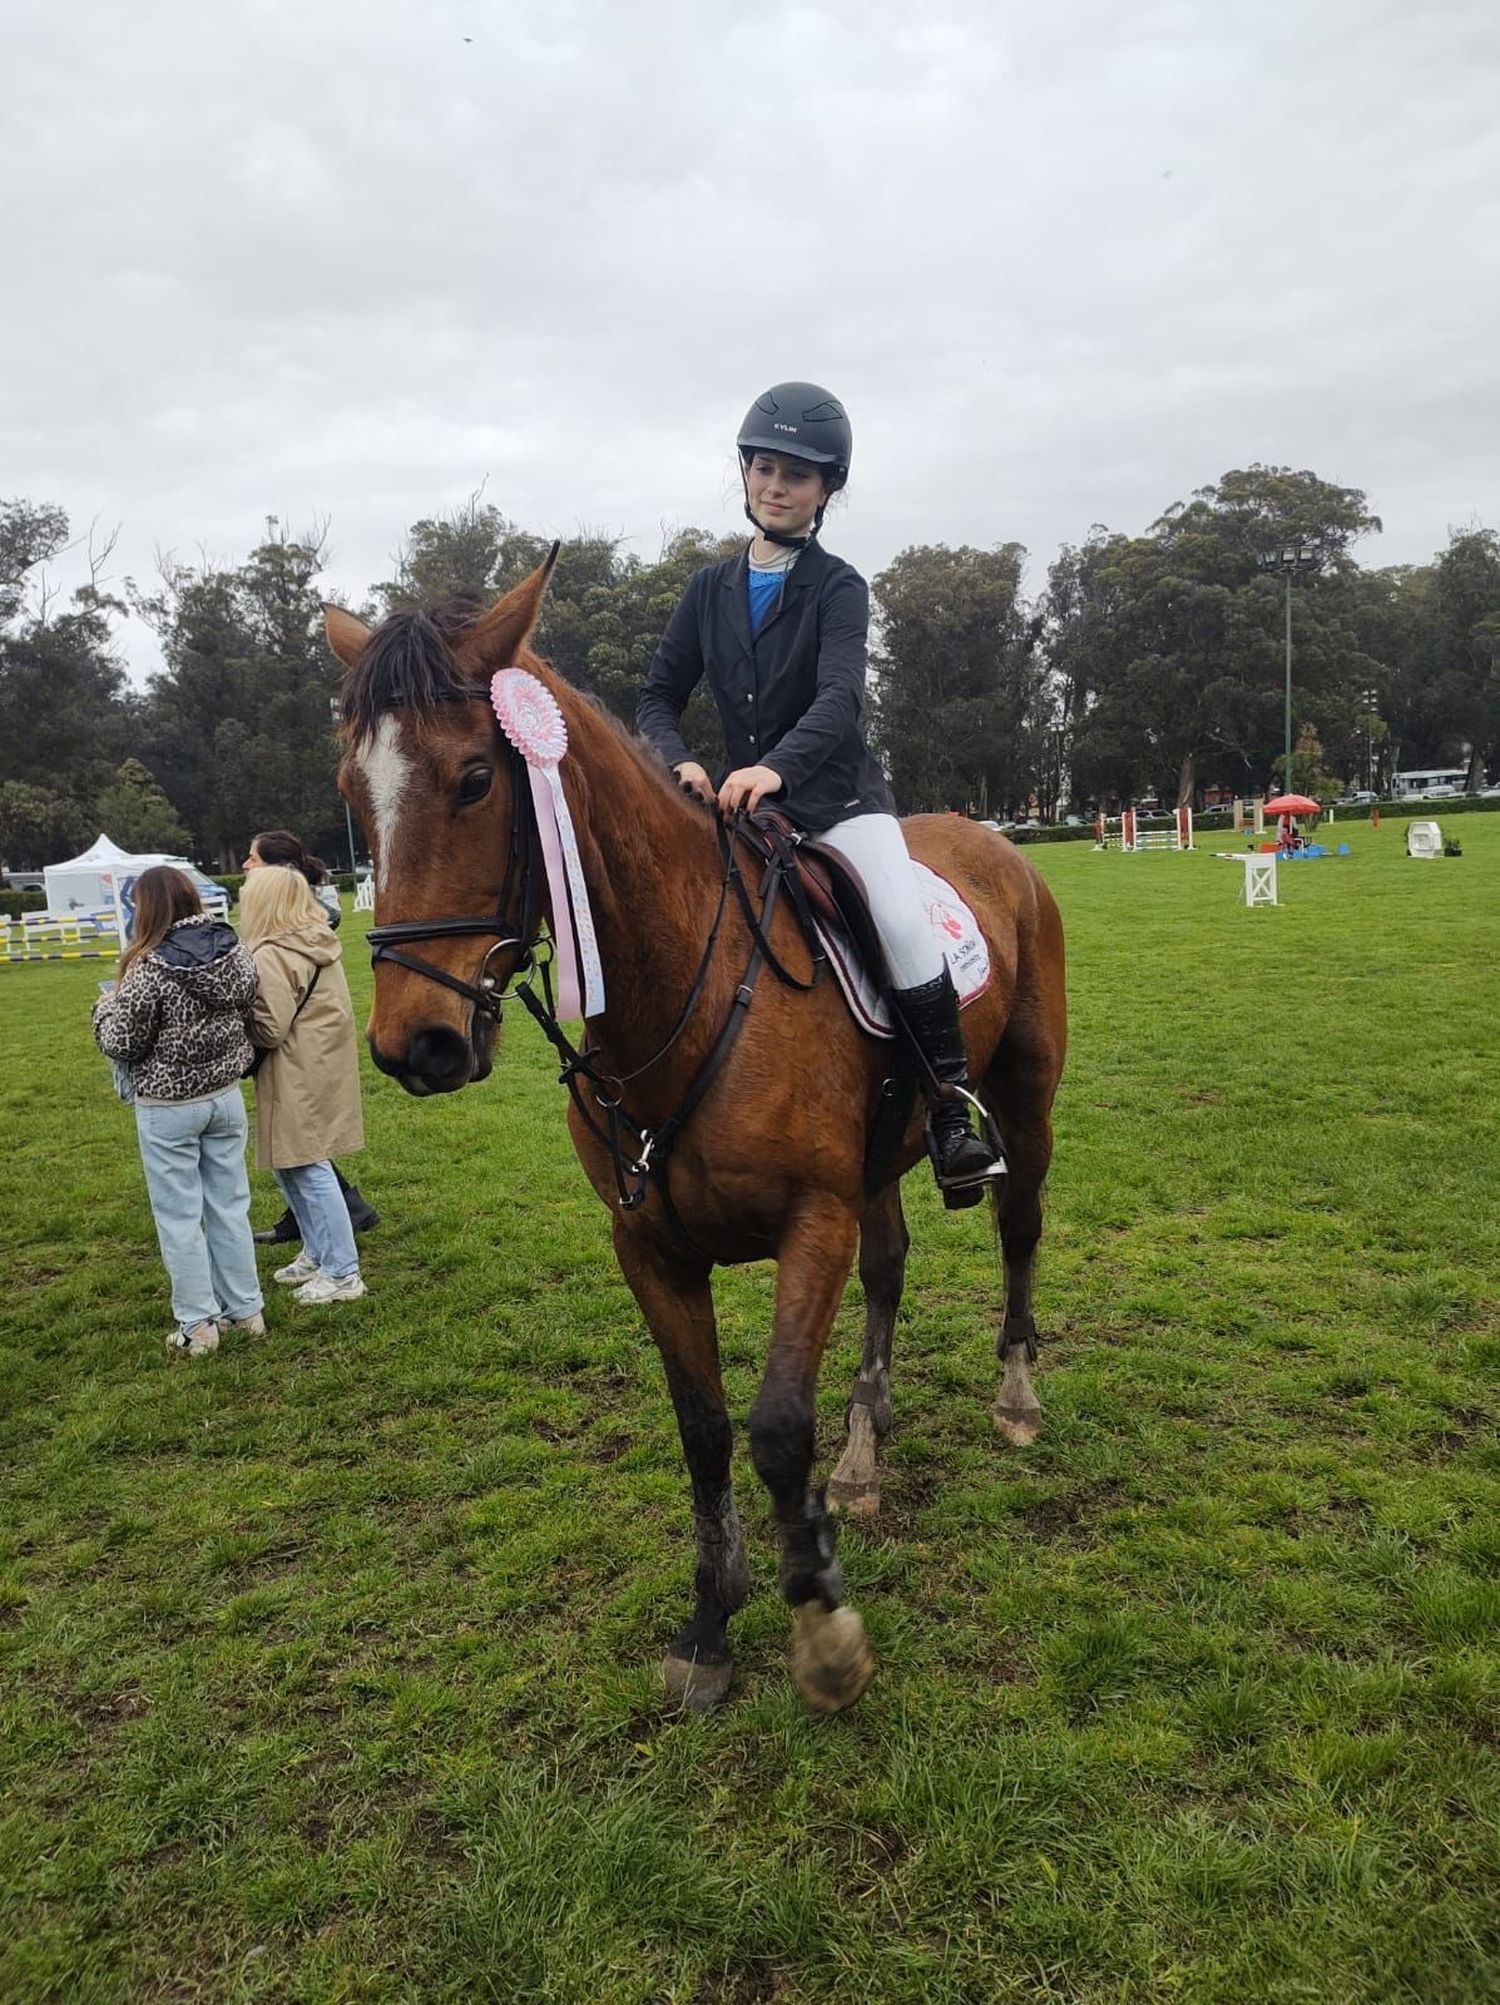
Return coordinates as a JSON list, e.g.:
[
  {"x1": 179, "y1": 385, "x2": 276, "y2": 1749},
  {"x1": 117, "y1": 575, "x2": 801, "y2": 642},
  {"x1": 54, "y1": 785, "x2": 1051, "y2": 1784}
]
[{"x1": 324, "y1": 551, "x2": 557, "y2": 1096}]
